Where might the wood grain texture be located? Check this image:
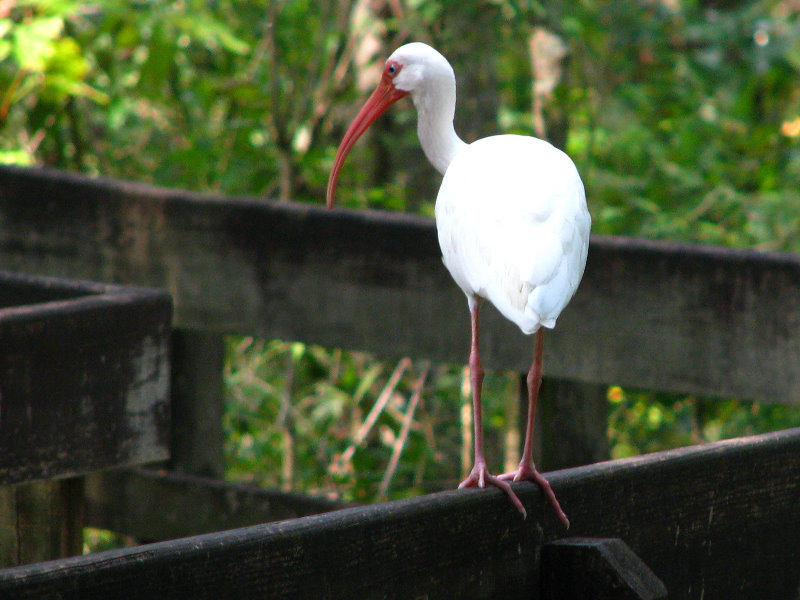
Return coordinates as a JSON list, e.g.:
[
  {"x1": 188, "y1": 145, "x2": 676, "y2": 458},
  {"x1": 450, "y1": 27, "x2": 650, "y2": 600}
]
[
  {"x1": 0, "y1": 271, "x2": 172, "y2": 485},
  {"x1": 2, "y1": 165, "x2": 799, "y2": 402},
  {"x1": 1, "y1": 427, "x2": 798, "y2": 600},
  {"x1": 0, "y1": 479, "x2": 83, "y2": 568}
]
